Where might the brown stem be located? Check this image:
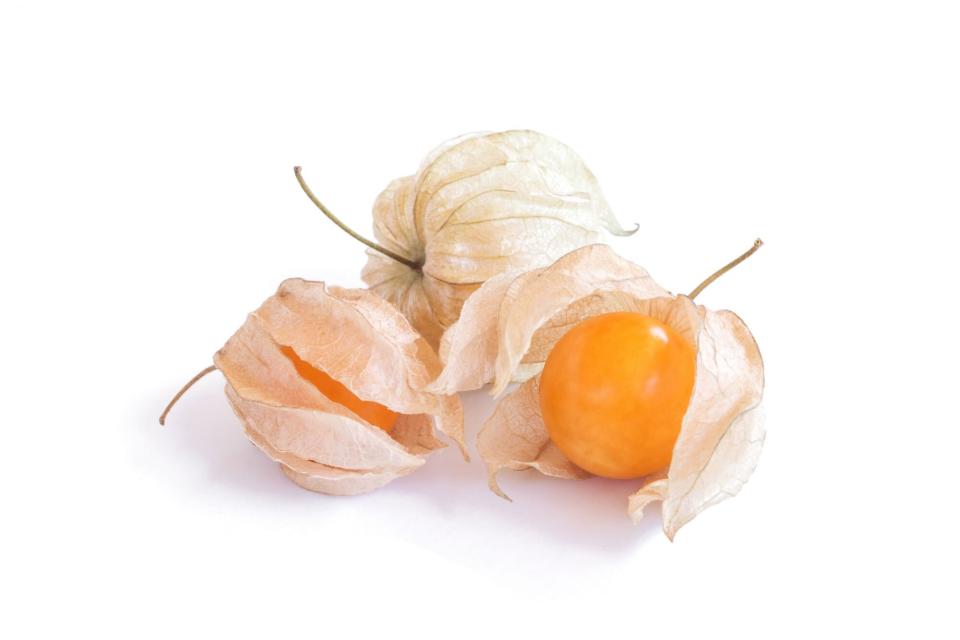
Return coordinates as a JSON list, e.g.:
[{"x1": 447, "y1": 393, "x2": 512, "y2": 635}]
[
  {"x1": 293, "y1": 166, "x2": 422, "y2": 271},
  {"x1": 159, "y1": 365, "x2": 217, "y2": 425},
  {"x1": 688, "y1": 238, "x2": 763, "y2": 300}
]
